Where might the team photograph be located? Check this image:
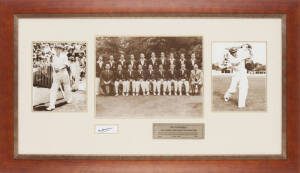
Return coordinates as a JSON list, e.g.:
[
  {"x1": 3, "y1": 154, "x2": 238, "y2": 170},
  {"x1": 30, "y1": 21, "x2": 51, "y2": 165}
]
[
  {"x1": 32, "y1": 42, "x2": 87, "y2": 112},
  {"x1": 212, "y1": 42, "x2": 267, "y2": 111},
  {"x1": 95, "y1": 37, "x2": 203, "y2": 118}
]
